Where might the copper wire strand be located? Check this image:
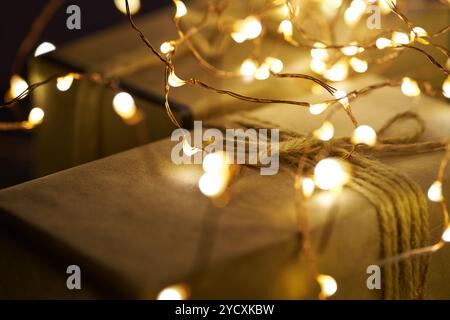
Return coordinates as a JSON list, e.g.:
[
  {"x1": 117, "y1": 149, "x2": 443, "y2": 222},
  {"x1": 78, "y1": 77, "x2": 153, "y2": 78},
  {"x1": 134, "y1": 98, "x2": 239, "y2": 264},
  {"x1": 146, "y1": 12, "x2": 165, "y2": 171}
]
[{"x1": 10, "y1": 0, "x2": 65, "y2": 77}]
